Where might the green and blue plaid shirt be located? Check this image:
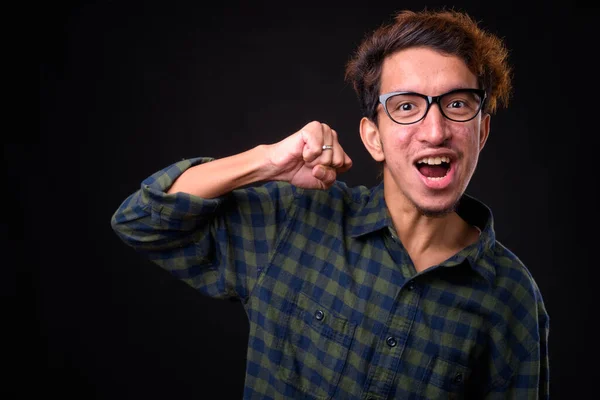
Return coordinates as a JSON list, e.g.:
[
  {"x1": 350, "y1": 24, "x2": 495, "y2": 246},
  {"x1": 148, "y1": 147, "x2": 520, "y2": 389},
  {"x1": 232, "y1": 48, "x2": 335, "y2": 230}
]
[{"x1": 112, "y1": 157, "x2": 549, "y2": 399}]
